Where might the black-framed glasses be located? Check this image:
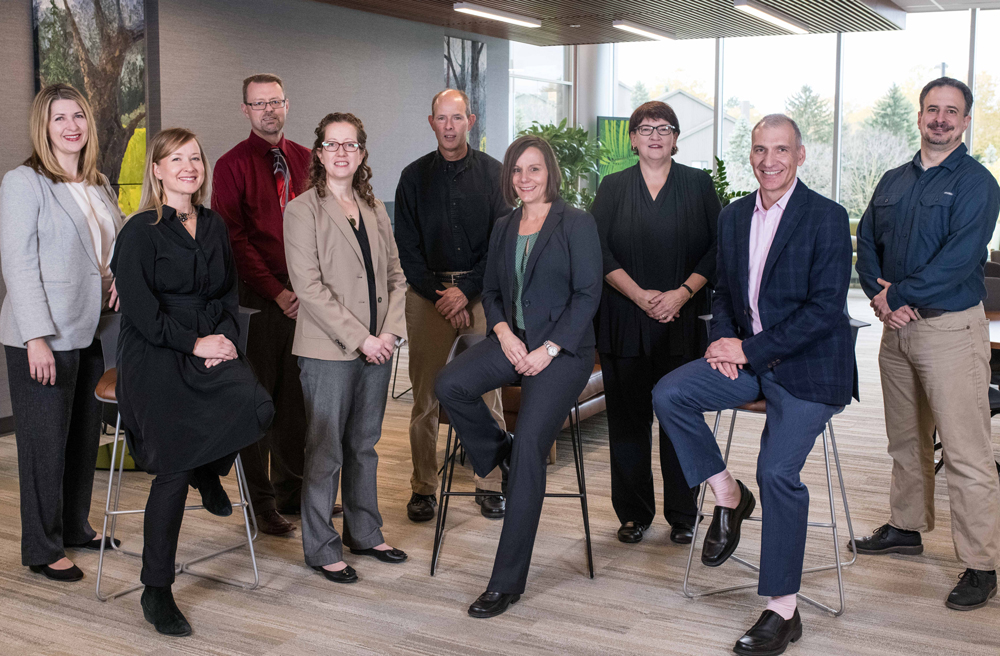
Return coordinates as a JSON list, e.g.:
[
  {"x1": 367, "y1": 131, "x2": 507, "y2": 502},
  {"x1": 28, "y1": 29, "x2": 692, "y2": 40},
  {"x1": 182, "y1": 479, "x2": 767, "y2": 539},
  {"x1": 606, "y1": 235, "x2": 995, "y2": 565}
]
[
  {"x1": 321, "y1": 141, "x2": 362, "y2": 153},
  {"x1": 245, "y1": 99, "x2": 287, "y2": 111},
  {"x1": 634, "y1": 125, "x2": 677, "y2": 136}
]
